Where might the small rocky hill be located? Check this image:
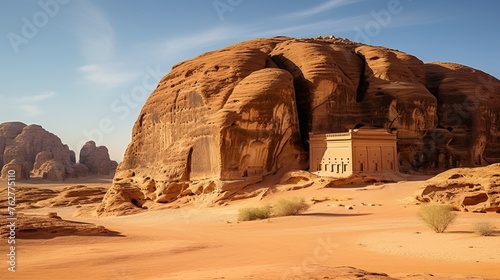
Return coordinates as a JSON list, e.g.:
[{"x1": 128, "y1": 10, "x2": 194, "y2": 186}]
[{"x1": 0, "y1": 122, "x2": 117, "y2": 181}]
